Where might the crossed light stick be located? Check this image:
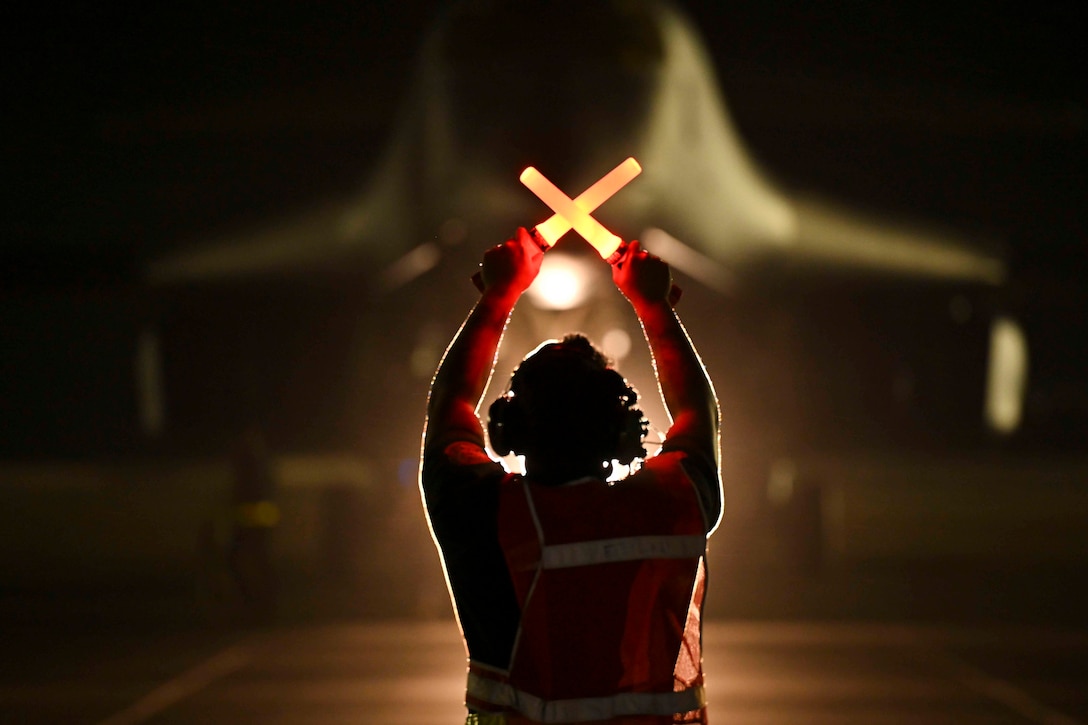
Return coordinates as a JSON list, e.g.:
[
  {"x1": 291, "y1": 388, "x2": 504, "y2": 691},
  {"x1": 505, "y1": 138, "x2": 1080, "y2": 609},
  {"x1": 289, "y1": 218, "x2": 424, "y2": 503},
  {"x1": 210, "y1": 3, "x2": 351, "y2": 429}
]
[
  {"x1": 520, "y1": 157, "x2": 641, "y2": 263},
  {"x1": 472, "y1": 156, "x2": 680, "y2": 303},
  {"x1": 521, "y1": 157, "x2": 682, "y2": 305}
]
